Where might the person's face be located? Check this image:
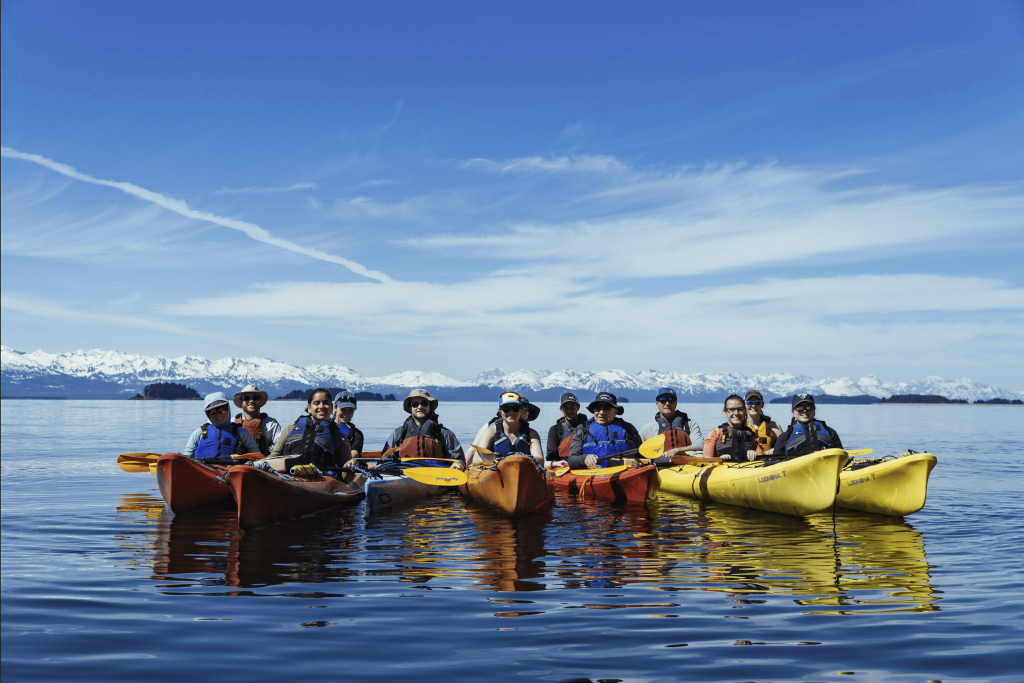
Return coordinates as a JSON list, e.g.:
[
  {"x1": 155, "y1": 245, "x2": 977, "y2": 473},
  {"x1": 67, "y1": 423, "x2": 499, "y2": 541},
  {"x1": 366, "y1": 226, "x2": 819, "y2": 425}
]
[
  {"x1": 409, "y1": 399, "x2": 431, "y2": 421},
  {"x1": 746, "y1": 397, "x2": 763, "y2": 420},
  {"x1": 206, "y1": 404, "x2": 230, "y2": 426},
  {"x1": 724, "y1": 399, "x2": 746, "y2": 427},
  {"x1": 307, "y1": 392, "x2": 333, "y2": 421},
  {"x1": 792, "y1": 403, "x2": 815, "y2": 424},
  {"x1": 593, "y1": 403, "x2": 617, "y2": 425},
  {"x1": 336, "y1": 406, "x2": 355, "y2": 423},
  {"x1": 239, "y1": 393, "x2": 262, "y2": 416},
  {"x1": 499, "y1": 403, "x2": 521, "y2": 428},
  {"x1": 657, "y1": 396, "x2": 676, "y2": 418},
  {"x1": 561, "y1": 402, "x2": 579, "y2": 421}
]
